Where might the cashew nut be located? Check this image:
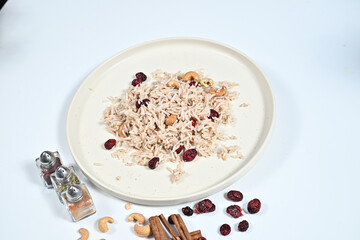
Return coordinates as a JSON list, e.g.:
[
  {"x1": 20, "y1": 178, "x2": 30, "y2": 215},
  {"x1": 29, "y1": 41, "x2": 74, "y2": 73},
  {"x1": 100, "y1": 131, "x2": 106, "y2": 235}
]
[
  {"x1": 200, "y1": 78, "x2": 214, "y2": 87},
  {"x1": 125, "y1": 203, "x2": 131, "y2": 210},
  {"x1": 165, "y1": 114, "x2": 177, "y2": 126},
  {"x1": 118, "y1": 123, "x2": 129, "y2": 137},
  {"x1": 209, "y1": 86, "x2": 227, "y2": 97},
  {"x1": 78, "y1": 228, "x2": 89, "y2": 240},
  {"x1": 183, "y1": 71, "x2": 200, "y2": 82},
  {"x1": 134, "y1": 224, "x2": 152, "y2": 237},
  {"x1": 98, "y1": 216, "x2": 114, "y2": 233},
  {"x1": 128, "y1": 213, "x2": 146, "y2": 225},
  {"x1": 167, "y1": 80, "x2": 180, "y2": 89}
]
